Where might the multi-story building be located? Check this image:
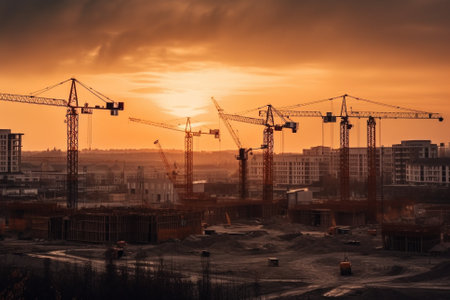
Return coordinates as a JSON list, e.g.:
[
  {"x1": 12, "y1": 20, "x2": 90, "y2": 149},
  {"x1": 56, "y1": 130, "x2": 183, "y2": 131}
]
[
  {"x1": 127, "y1": 167, "x2": 178, "y2": 204},
  {"x1": 406, "y1": 158, "x2": 450, "y2": 186},
  {"x1": 0, "y1": 129, "x2": 23, "y2": 173},
  {"x1": 438, "y1": 142, "x2": 450, "y2": 158},
  {"x1": 392, "y1": 140, "x2": 438, "y2": 184},
  {"x1": 249, "y1": 146, "x2": 332, "y2": 186},
  {"x1": 249, "y1": 145, "x2": 394, "y2": 188},
  {"x1": 330, "y1": 147, "x2": 393, "y2": 183}
]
